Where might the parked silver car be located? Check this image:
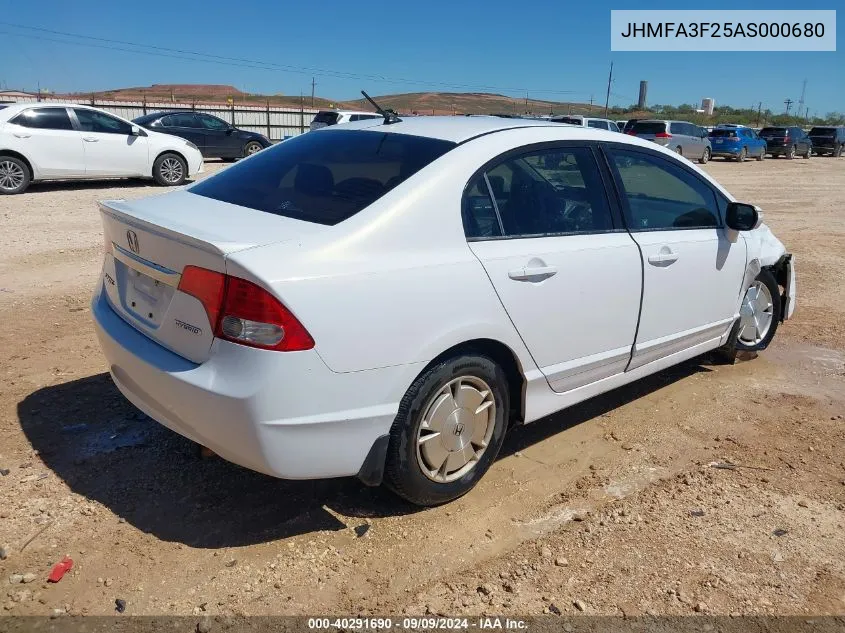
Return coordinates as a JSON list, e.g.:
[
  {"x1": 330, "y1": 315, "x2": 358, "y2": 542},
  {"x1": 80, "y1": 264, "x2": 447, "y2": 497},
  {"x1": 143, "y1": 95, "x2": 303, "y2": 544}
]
[{"x1": 628, "y1": 120, "x2": 712, "y2": 164}]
